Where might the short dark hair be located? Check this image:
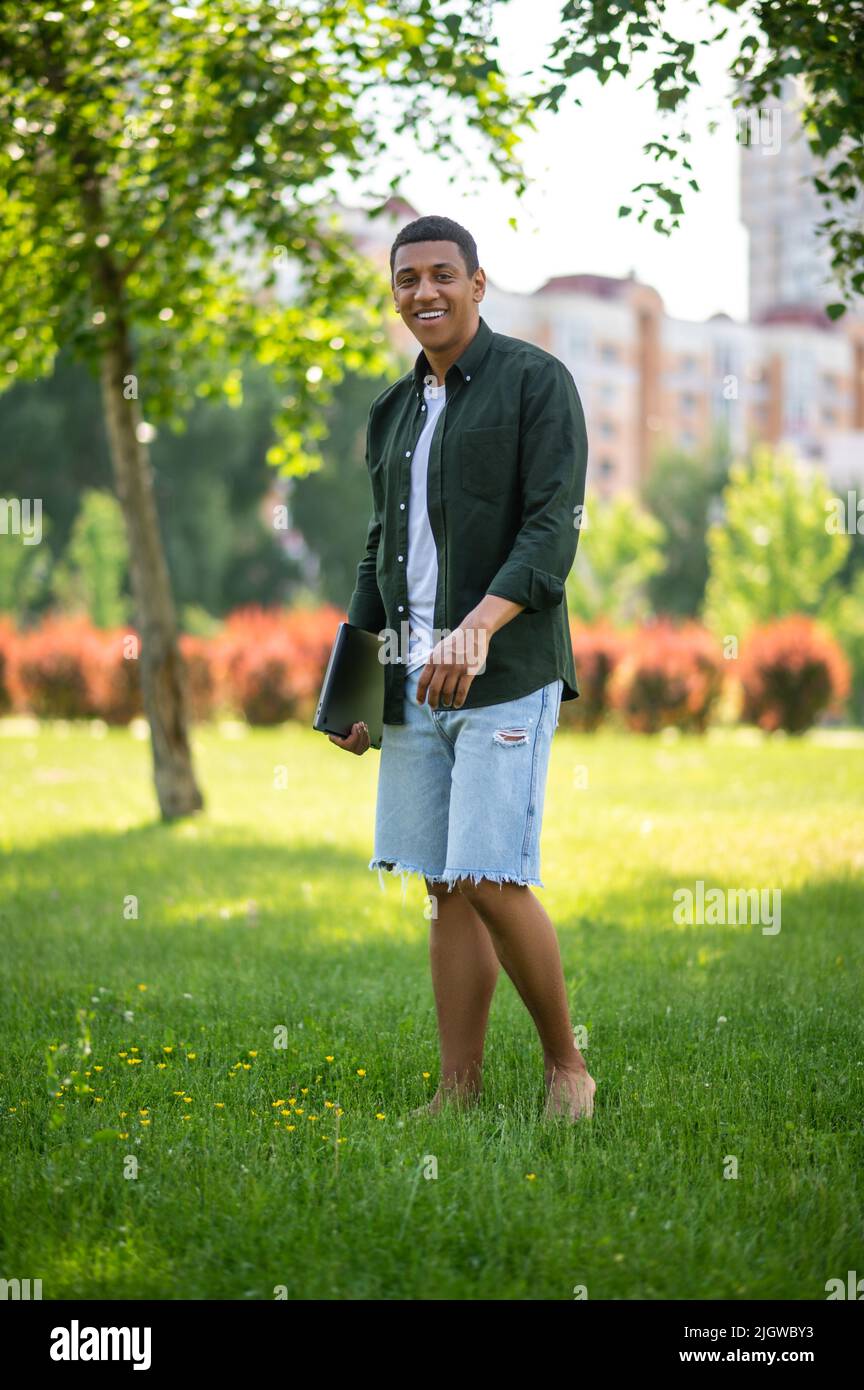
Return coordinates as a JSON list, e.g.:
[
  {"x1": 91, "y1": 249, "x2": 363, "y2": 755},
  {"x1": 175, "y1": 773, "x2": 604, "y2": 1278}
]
[{"x1": 390, "y1": 215, "x2": 479, "y2": 283}]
